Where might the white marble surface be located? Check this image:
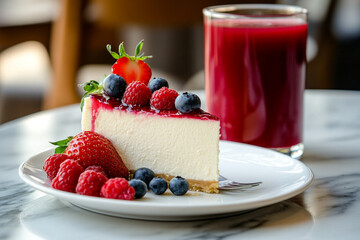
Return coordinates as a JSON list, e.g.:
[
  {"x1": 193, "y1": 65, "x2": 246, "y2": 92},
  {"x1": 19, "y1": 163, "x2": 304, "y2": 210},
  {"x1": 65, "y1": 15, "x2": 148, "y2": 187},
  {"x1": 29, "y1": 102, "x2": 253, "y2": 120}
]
[{"x1": 1, "y1": 90, "x2": 360, "y2": 240}]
